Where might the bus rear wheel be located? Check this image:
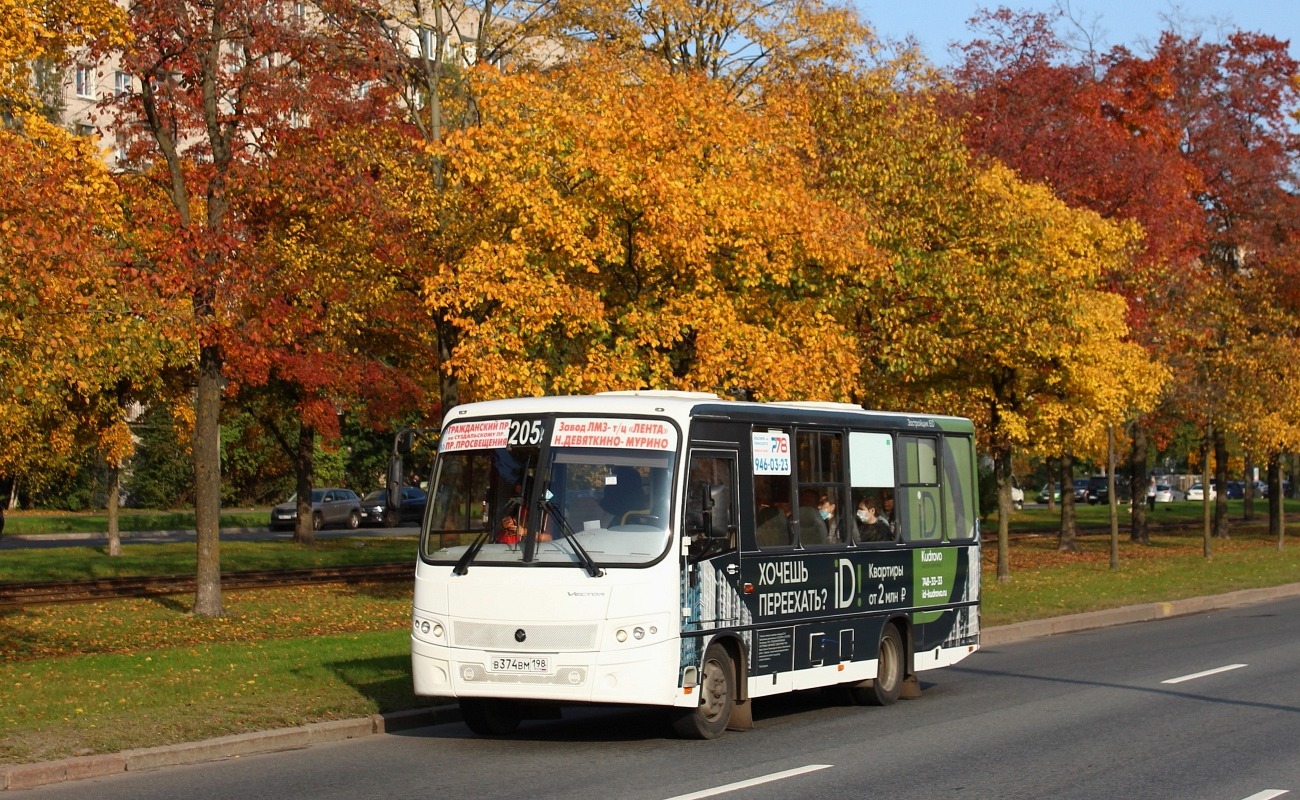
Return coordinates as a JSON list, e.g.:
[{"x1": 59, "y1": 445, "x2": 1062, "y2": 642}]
[
  {"x1": 849, "y1": 623, "x2": 904, "y2": 707},
  {"x1": 671, "y1": 642, "x2": 734, "y2": 739},
  {"x1": 459, "y1": 698, "x2": 522, "y2": 736}
]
